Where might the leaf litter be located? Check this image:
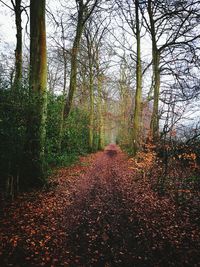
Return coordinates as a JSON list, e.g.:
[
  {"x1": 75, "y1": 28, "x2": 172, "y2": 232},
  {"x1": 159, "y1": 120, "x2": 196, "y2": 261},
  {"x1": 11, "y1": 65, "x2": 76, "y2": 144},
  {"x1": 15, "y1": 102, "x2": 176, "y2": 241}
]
[{"x1": 0, "y1": 144, "x2": 200, "y2": 266}]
